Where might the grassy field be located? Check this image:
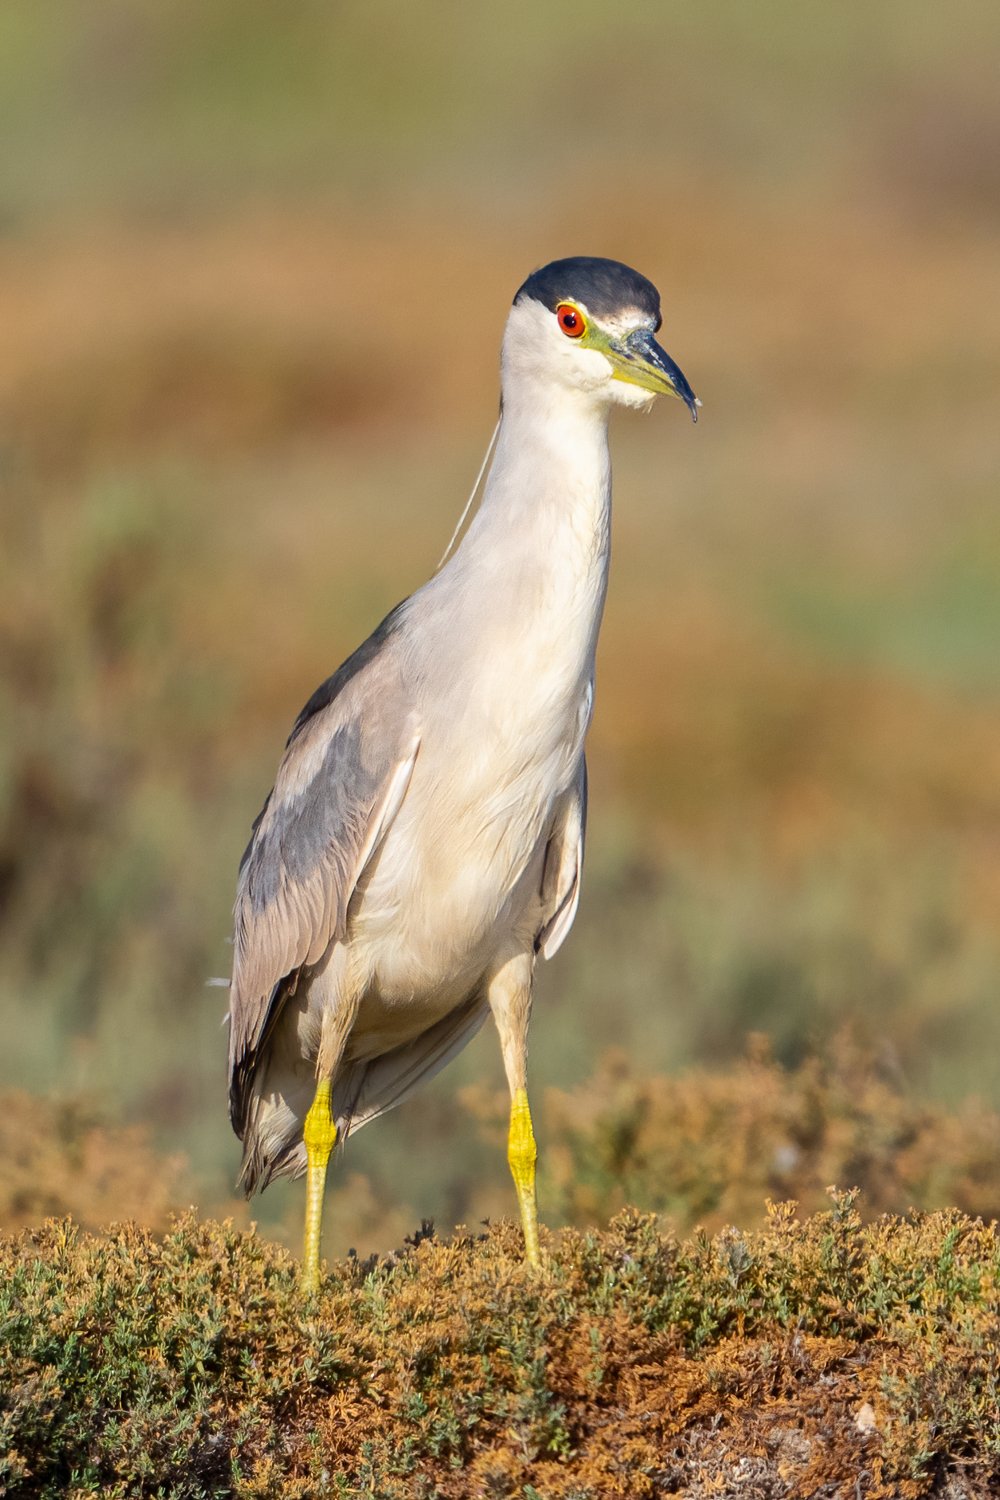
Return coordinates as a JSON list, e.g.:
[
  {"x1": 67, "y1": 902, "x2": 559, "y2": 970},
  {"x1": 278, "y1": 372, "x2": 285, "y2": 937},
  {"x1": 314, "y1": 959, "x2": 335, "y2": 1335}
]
[{"x1": 1, "y1": 0, "x2": 999, "y2": 1260}]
